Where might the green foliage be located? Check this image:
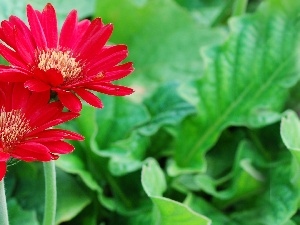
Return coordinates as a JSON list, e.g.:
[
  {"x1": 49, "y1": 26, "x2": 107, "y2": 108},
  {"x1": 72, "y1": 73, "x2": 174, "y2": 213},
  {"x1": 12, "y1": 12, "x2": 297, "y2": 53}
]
[
  {"x1": 175, "y1": 0, "x2": 300, "y2": 171},
  {"x1": 3, "y1": 0, "x2": 300, "y2": 224},
  {"x1": 141, "y1": 159, "x2": 211, "y2": 225}
]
